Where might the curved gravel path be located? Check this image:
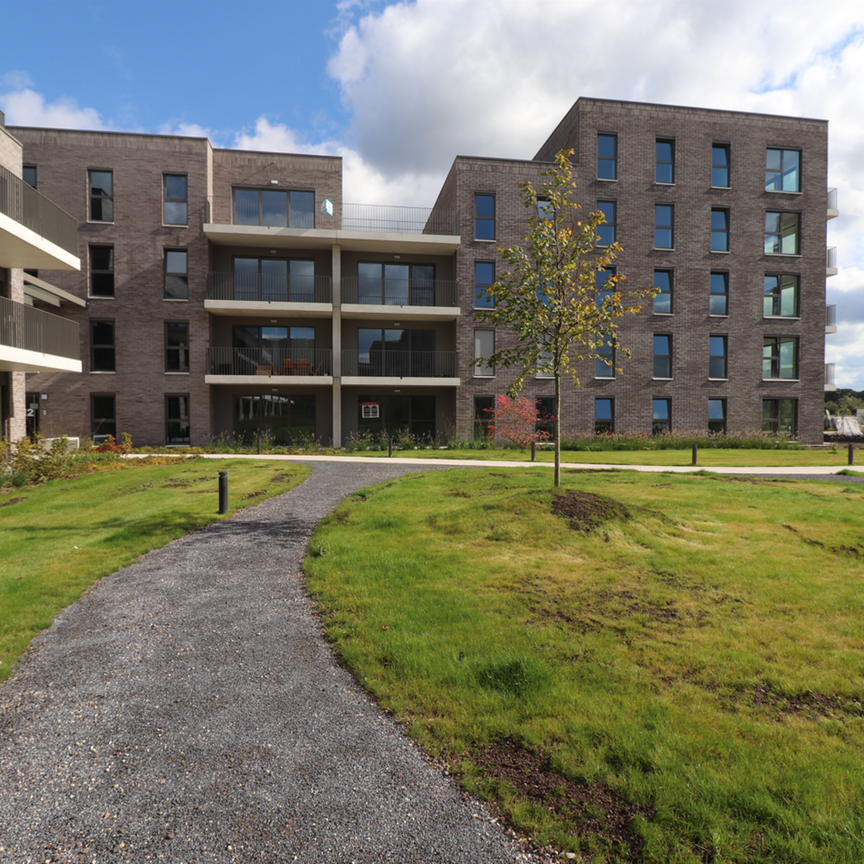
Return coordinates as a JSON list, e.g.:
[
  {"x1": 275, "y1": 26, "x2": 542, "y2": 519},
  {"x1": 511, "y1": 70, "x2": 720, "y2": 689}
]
[{"x1": 0, "y1": 462, "x2": 537, "y2": 864}]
